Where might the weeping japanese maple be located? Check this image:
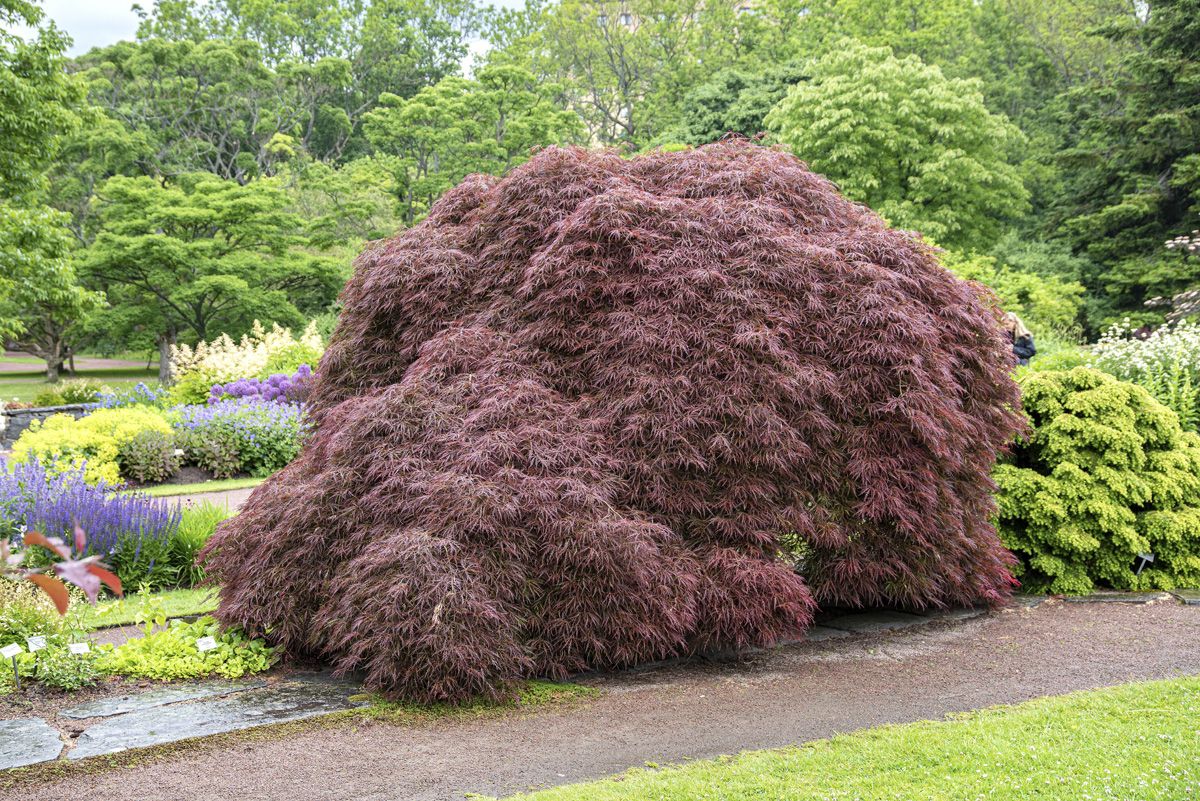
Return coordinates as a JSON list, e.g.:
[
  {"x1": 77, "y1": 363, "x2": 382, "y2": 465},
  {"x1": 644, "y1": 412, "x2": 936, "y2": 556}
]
[{"x1": 202, "y1": 141, "x2": 1025, "y2": 702}]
